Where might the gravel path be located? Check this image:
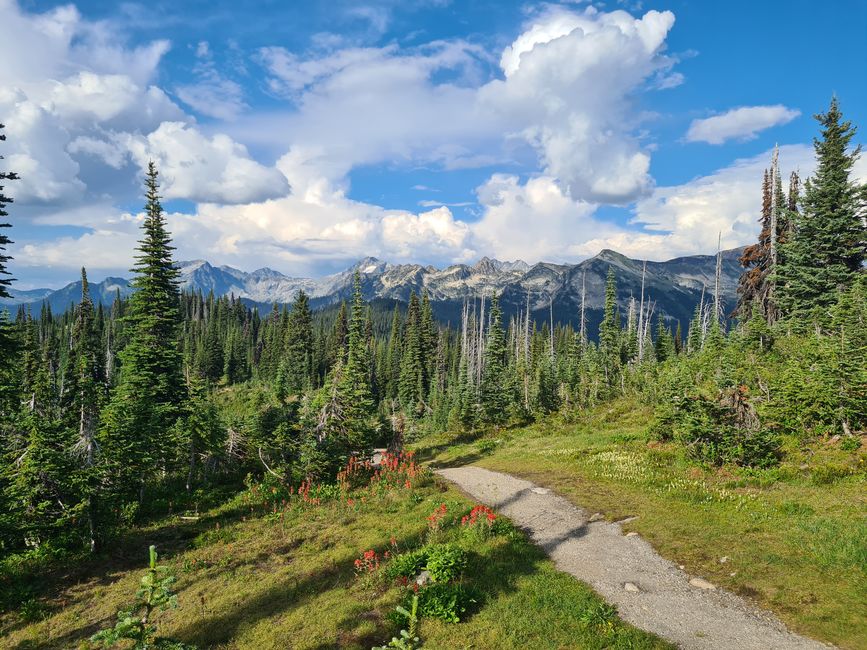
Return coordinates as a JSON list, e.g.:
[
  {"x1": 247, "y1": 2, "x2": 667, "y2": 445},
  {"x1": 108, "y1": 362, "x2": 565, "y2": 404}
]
[{"x1": 437, "y1": 466, "x2": 831, "y2": 650}]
